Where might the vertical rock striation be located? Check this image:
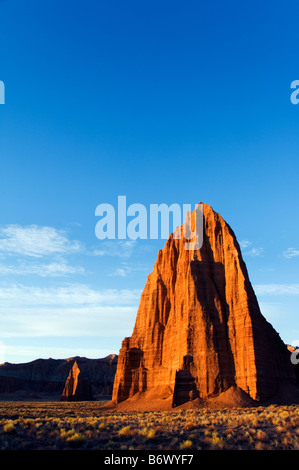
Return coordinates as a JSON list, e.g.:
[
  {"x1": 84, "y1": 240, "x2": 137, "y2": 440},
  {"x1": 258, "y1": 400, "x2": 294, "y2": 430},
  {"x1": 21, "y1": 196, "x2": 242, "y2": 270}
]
[{"x1": 112, "y1": 203, "x2": 295, "y2": 406}]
